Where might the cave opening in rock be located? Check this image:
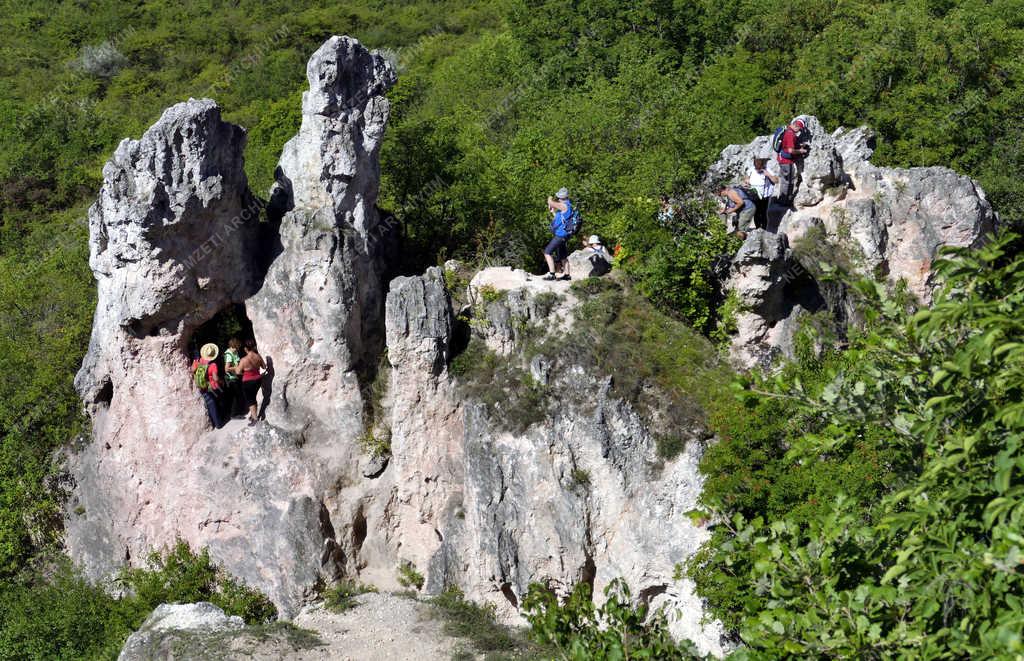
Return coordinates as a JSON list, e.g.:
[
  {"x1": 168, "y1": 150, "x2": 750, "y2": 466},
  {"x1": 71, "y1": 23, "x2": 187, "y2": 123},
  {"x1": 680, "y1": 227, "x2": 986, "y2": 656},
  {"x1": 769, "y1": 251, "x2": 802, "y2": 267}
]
[
  {"x1": 352, "y1": 508, "x2": 367, "y2": 557},
  {"x1": 187, "y1": 303, "x2": 255, "y2": 362}
]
